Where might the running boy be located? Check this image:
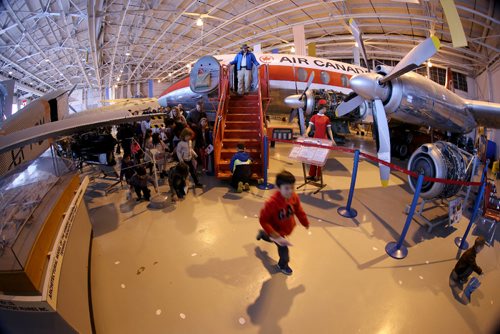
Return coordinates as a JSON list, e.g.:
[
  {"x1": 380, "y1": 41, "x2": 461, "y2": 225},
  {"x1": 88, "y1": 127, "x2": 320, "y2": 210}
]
[{"x1": 257, "y1": 171, "x2": 310, "y2": 275}]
